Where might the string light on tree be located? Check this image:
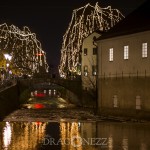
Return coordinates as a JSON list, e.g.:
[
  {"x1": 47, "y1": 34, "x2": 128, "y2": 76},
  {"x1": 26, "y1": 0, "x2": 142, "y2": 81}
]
[
  {"x1": 59, "y1": 2, "x2": 124, "y2": 78},
  {"x1": 0, "y1": 23, "x2": 49, "y2": 74}
]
